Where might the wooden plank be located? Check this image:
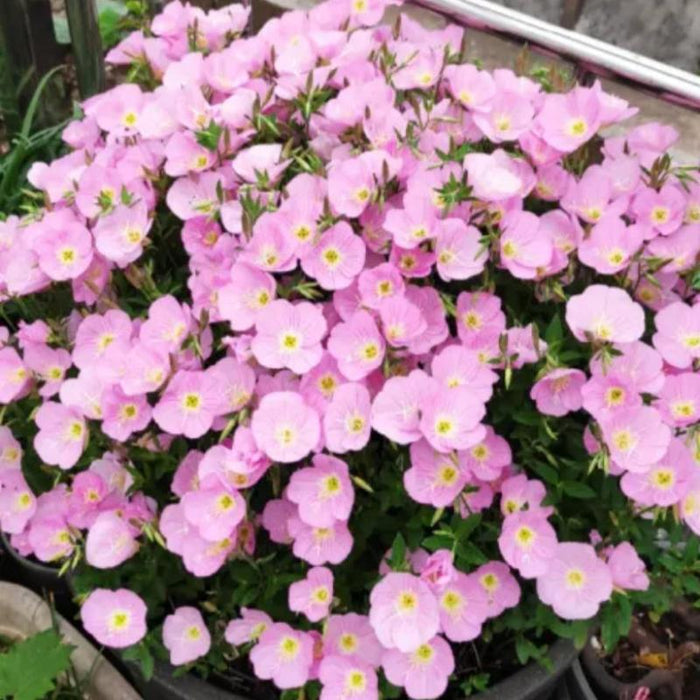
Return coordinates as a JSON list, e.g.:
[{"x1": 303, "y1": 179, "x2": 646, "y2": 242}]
[{"x1": 65, "y1": 0, "x2": 106, "y2": 98}]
